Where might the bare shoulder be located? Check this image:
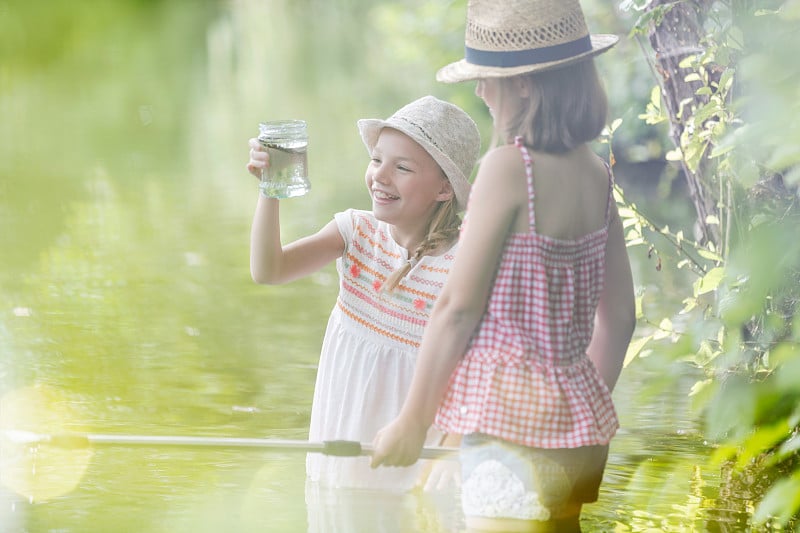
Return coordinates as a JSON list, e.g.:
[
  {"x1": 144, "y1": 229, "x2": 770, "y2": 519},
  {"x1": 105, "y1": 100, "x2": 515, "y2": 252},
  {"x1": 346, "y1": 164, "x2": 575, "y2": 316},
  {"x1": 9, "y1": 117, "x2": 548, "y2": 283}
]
[
  {"x1": 474, "y1": 144, "x2": 527, "y2": 190},
  {"x1": 468, "y1": 144, "x2": 529, "y2": 231},
  {"x1": 480, "y1": 144, "x2": 525, "y2": 171}
]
